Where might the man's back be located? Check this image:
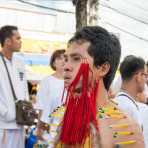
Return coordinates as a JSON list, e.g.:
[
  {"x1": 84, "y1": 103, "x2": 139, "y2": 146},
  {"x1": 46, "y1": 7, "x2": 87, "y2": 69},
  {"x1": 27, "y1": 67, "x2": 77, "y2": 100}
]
[
  {"x1": 99, "y1": 102, "x2": 144, "y2": 148},
  {"x1": 45, "y1": 102, "x2": 145, "y2": 148}
]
